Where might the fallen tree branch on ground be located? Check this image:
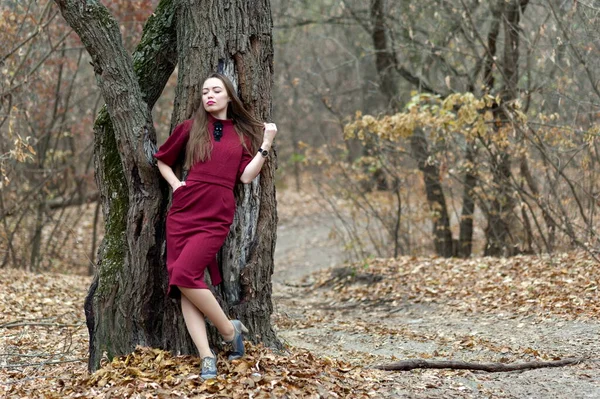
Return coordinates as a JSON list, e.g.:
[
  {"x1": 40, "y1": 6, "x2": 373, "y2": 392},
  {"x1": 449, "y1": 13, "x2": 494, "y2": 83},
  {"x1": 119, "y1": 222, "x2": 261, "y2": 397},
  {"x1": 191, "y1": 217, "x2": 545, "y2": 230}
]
[
  {"x1": 0, "y1": 322, "x2": 83, "y2": 329},
  {"x1": 373, "y1": 357, "x2": 585, "y2": 372},
  {"x1": 0, "y1": 358, "x2": 87, "y2": 369}
]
